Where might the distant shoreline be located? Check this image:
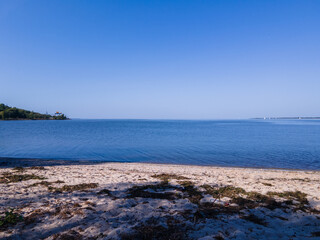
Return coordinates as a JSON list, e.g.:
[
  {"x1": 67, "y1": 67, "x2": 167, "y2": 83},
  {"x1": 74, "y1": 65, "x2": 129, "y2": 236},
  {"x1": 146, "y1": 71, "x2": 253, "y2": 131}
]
[
  {"x1": 0, "y1": 118, "x2": 70, "y2": 121},
  {"x1": 253, "y1": 117, "x2": 320, "y2": 120},
  {"x1": 0, "y1": 103, "x2": 69, "y2": 120}
]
